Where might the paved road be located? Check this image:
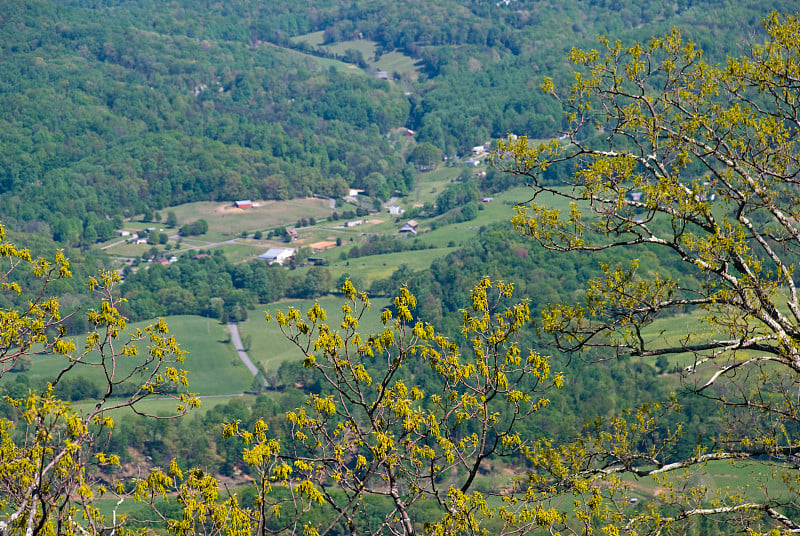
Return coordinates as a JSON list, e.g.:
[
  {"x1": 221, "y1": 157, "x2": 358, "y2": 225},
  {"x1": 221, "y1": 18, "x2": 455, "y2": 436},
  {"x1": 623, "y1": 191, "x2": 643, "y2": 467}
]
[{"x1": 228, "y1": 322, "x2": 268, "y2": 388}]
